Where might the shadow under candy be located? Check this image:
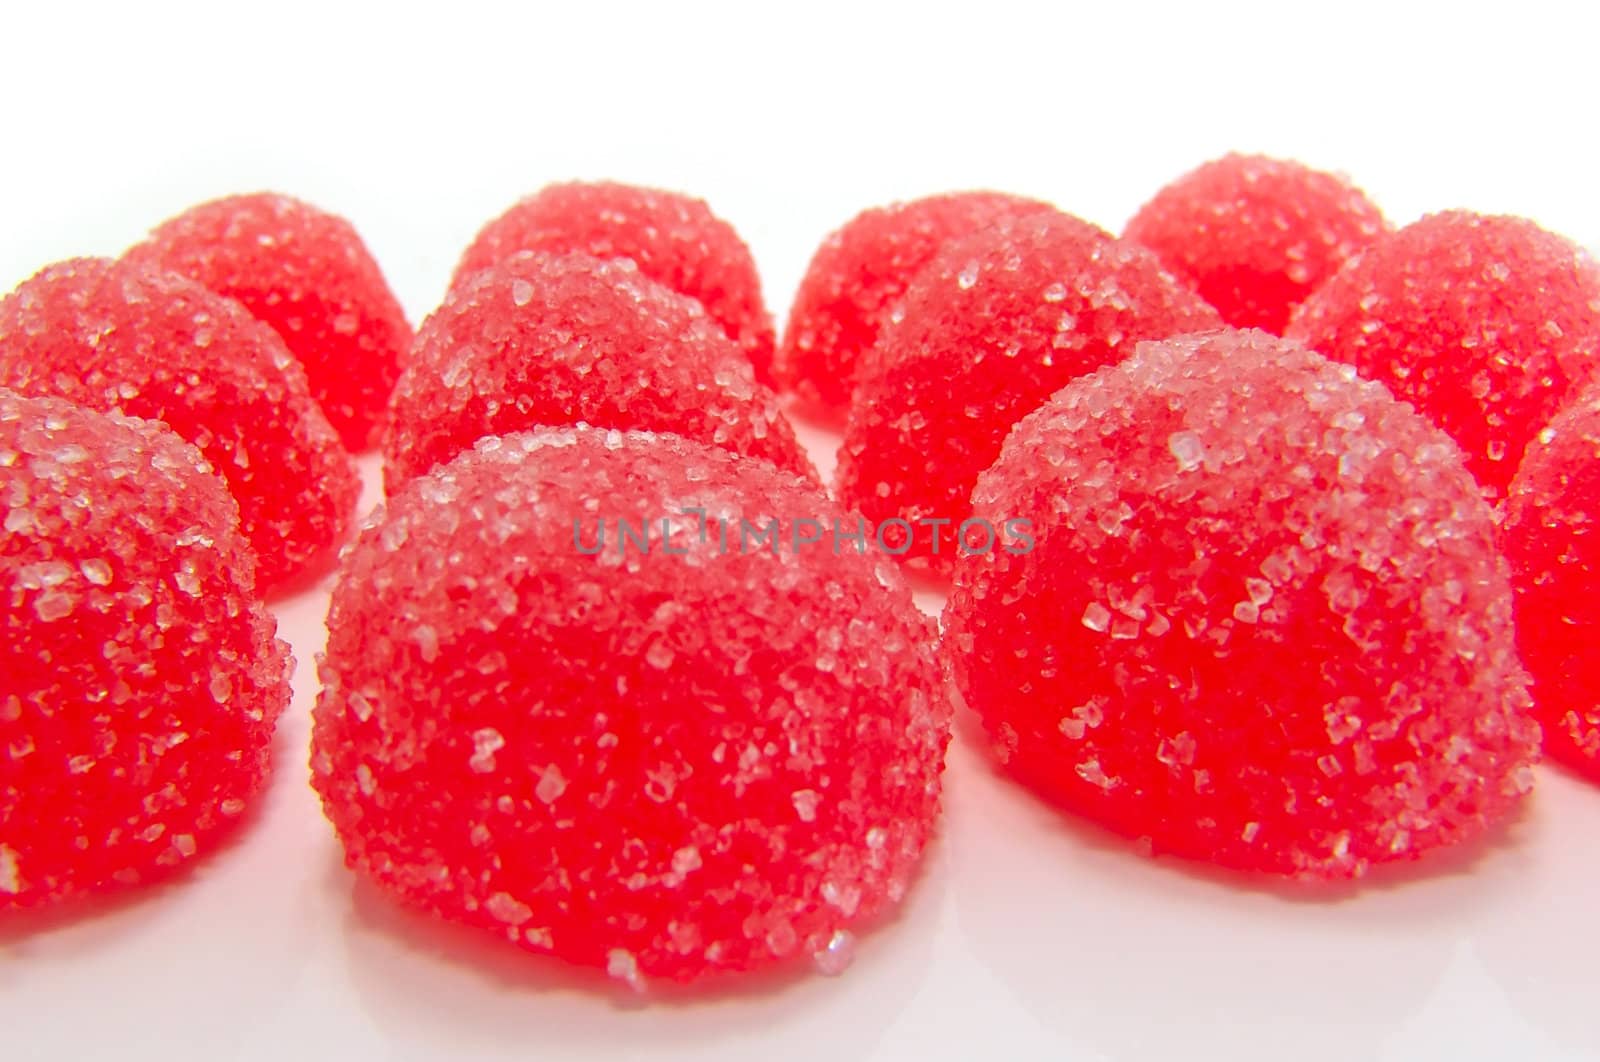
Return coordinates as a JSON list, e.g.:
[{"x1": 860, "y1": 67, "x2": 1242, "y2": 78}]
[
  {"x1": 333, "y1": 825, "x2": 949, "y2": 1062},
  {"x1": 945, "y1": 732, "x2": 1535, "y2": 1062},
  {"x1": 1468, "y1": 764, "x2": 1600, "y2": 1057}
]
